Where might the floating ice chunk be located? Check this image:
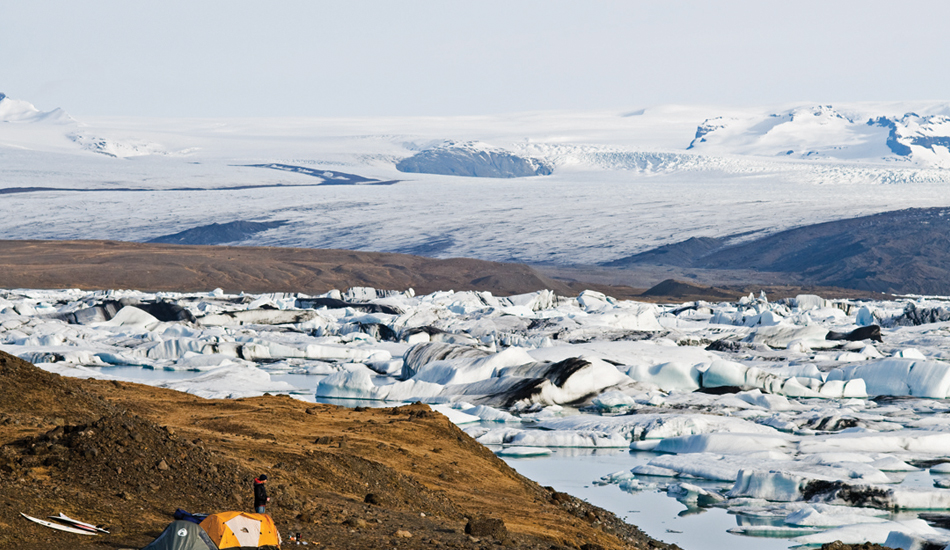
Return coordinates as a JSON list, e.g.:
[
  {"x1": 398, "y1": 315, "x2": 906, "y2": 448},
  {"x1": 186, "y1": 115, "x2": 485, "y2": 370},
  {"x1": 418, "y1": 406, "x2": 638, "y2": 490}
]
[
  {"x1": 460, "y1": 404, "x2": 520, "y2": 423},
  {"x1": 496, "y1": 357, "x2": 633, "y2": 408},
  {"x1": 649, "y1": 453, "x2": 745, "y2": 482},
  {"x1": 95, "y1": 351, "x2": 154, "y2": 367},
  {"x1": 736, "y1": 389, "x2": 794, "y2": 410},
  {"x1": 505, "y1": 429, "x2": 630, "y2": 448},
  {"x1": 576, "y1": 290, "x2": 614, "y2": 312},
  {"x1": 196, "y1": 309, "x2": 329, "y2": 326},
  {"x1": 629, "y1": 440, "x2": 661, "y2": 451},
  {"x1": 883, "y1": 530, "x2": 950, "y2": 550},
  {"x1": 726, "y1": 525, "x2": 820, "y2": 537},
  {"x1": 800, "y1": 430, "x2": 950, "y2": 454},
  {"x1": 745, "y1": 325, "x2": 831, "y2": 349},
  {"x1": 146, "y1": 338, "x2": 207, "y2": 360},
  {"x1": 784, "y1": 503, "x2": 888, "y2": 526},
  {"x1": 474, "y1": 428, "x2": 523, "y2": 445},
  {"x1": 871, "y1": 456, "x2": 917, "y2": 472},
  {"x1": 827, "y1": 358, "x2": 950, "y2": 398},
  {"x1": 843, "y1": 378, "x2": 869, "y2": 398},
  {"x1": 579, "y1": 305, "x2": 663, "y2": 331},
  {"x1": 315, "y1": 366, "x2": 380, "y2": 400},
  {"x1": 589, "y1": 390, "x2": 639, "y2": 413},
  {"x1": 728, "y1": 469, "x2": 810, "y2": 501},
  {"x1": 598, "y1": 470, "x2": 636, "y2": 484},
  {"x1": 495, "y1": 446, "x2": 552, "y2": 457},
  {"x1": 627, "y1": 361, "x2": 700, "y2": 391},
  {"x1": 701, "y1": 360, "x2": 748, "y2": 388},
  {"x1": 930, "y1": 462, "x2": 950, "y2": 474},
  {"x1": 794, "y1": 295, "x2": 828, "y2": 311},
  {"x1": 305, "y1": 343, "x2": 390, "y2": 363},
  {"x1": 856, "y1": 306, "x2": 875, "y2": 326},
  {"x1": 630, "y1": 464, "x2": 680, "y2": 477},
  {"x1": 792, "y1": 519, "x2": 940, "y2": 545},
  {"x1": 375, "y1": 379, "x2": 445, "y2": 401},
  {"x1": 638, "y1": 414, "x2": 780, "y2": 440},
  {"x1": 782, "y1": 377, "x2": 825, "y2": 398},
  {"x1": 429, "y1": 404, "x2": 480, "y2": 425},
  {"x1": 95, "y1": 306, "x2": 160, "y2": 329},
  {"x1": 173, "y1": 353, "x2": 245, "y2": 370},
  {"x1": 654, "y1": 433, "x2": 795, "y2": 455},
  {"x1": 156, "y1": 364, "x2": 298, "y2": 399},
  {"x1": 814, "y1": 484, "x2": 950, "y2": 510},
  {"x1": 366, "y1": 359, "x2": 404, "y2": 375},
  {"x1": 411, "y1": 347, "x2": 534, "y2": 385},
  {"x1": 667, "y1": 482, "x2": 725, "y2": 505},
  {"x1": 895, "y1": 348, "x2": 927, "y2": 359}
]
